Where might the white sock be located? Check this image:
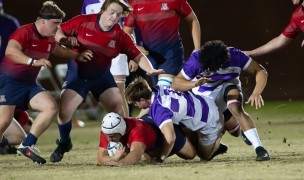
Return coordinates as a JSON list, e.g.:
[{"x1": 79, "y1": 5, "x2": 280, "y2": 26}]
[
  {"x1": 244, "y1": 128, "x2": 263, "y2": 149},
  {"x1": 157, "y1": 77, "x2": 173, "y2": 87}
]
